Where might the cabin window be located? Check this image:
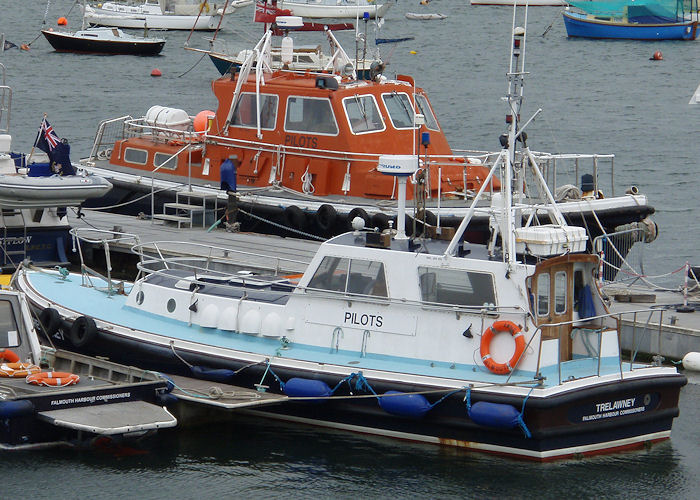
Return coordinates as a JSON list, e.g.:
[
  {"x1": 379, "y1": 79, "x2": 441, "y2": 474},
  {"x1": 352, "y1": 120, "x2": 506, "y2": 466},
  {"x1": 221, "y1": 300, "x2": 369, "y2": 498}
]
[
  {"x1": 0, "y1": 300, "x2": 19, "y2": 348},
  {"x1": 285, "y1": 96, "x2": 338, "y2": 135},
  {"x1": 414, "y1": 93, "x2": 439, "y2": 131},
  {"x1": 231, "y1": 93, "x2": 278, "y2": 130},
  {"x1": 537, "y1": 274, "x2": 550, "y2": 317},
  {"x1": 124, "y1": 147, "x2": 148, "y2": 165},
  {"x1": 307, "y1": 256, "x2": 387, "y2": 297},
  {"x1": 554, "y1": 271, "x2": 567, "y2": 314},
  {"x1": 418, "y1": 267, "x2": 495, "y2": 307},
  {"x1": 343, "y1": 95, "x2": 384, "y2": 134},
  {"x1": 382, "y1": 92, "x2": 415, "y2": 129},
  {"x1": 153, "y1": 152, "x2": 178, "y2": 170}
]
